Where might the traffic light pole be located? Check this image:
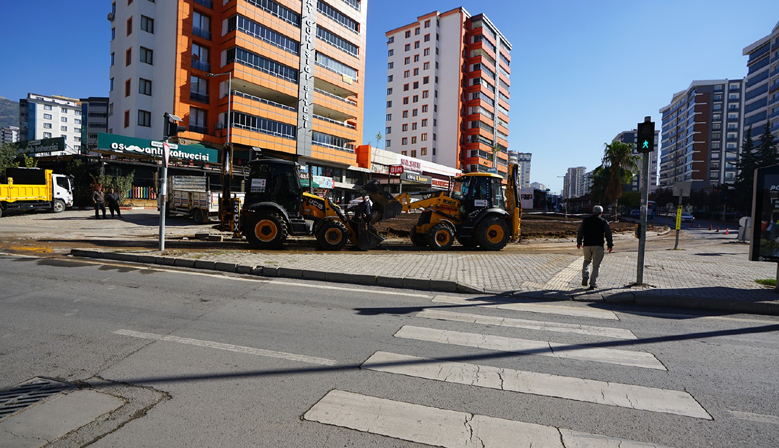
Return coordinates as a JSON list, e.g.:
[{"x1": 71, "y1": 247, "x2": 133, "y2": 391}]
[
  {"x1": 636, "y1": 116, "x2": 654, "y2": 285},
  {"x1": 158, "y1": 138, "x2": 168, "y2": 251}
]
